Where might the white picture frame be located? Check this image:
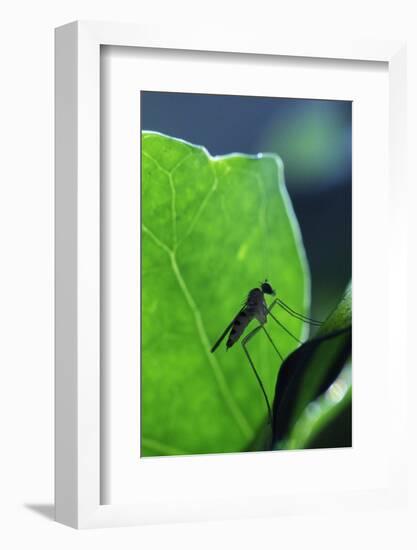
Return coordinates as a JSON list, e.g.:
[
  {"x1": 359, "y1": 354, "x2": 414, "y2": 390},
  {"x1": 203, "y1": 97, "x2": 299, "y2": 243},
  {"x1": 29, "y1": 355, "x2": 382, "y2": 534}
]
[{"x1": 55, "y1": 21, "x2": 407, "y2": 529}]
